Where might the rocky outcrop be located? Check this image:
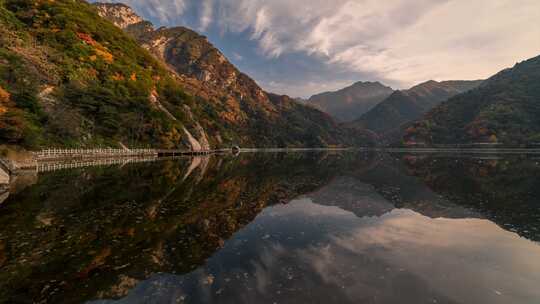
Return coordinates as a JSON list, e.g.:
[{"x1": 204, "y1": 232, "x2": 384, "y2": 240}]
[
  {"x1": 0, "y1": 167, "x2": 10, "y2": 185},
  {"x1": 94, "y1": 3, "x2": 144, "y2": 29},
  {"x1": 182, "y1": 127, "x2": 202, "y2": 151}
]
